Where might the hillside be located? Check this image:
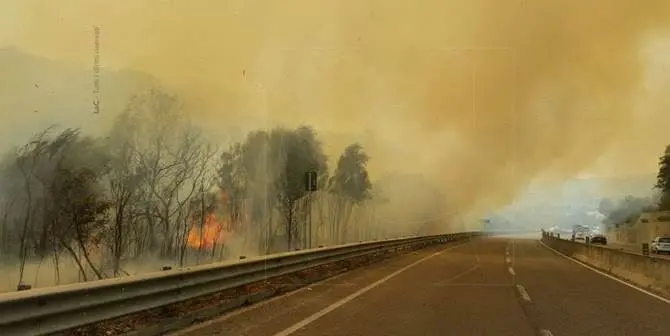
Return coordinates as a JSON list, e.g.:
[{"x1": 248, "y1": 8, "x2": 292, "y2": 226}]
[{"x1": 0, "y1": 47, "x2": 158, "y2": 150}]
